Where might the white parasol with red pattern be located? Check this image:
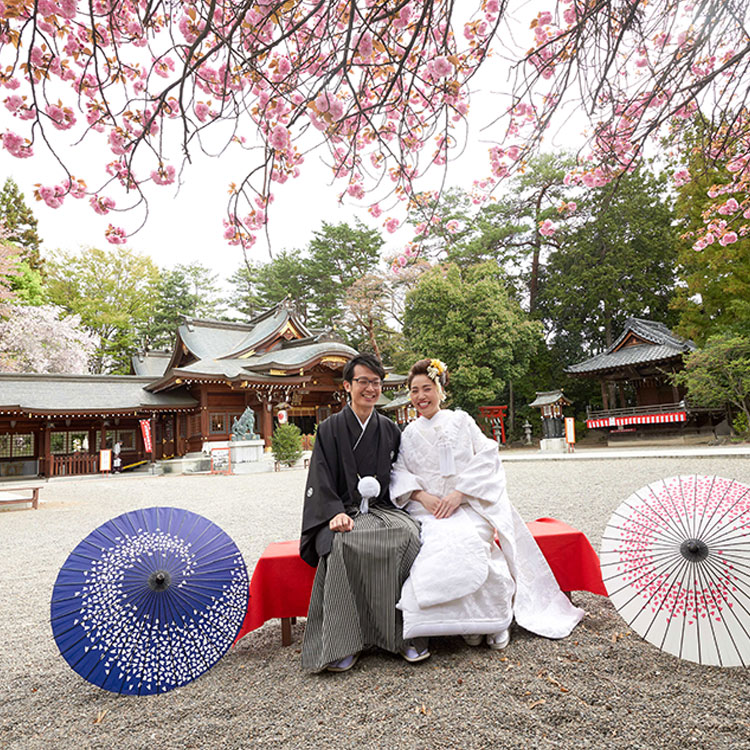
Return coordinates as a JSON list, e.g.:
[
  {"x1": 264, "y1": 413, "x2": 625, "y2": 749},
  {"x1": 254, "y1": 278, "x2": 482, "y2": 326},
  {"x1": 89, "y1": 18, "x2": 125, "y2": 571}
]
[{"x1": 601, "y1": 475, "x2": 750, "y2": 667}]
